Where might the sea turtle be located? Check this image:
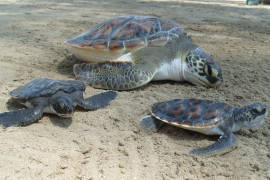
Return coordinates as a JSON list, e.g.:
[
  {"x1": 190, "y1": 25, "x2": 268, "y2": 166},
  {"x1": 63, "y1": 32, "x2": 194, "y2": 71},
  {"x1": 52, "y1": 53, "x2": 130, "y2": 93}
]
[
  {"x1": 246, "y1": 0, "x2": 261, "y2": 5},
  {"x1": 140, "y1": 99, "x2": 268, "y2": 155},
  {"x1": 0, "y1": 78, "x2": 117, "y2": 127},
  {"x1": 65, "y1": 16, "x2": 223, "y2": 90},
  {"x1": 246, "y1": 0, "x2": 270, "y2": 5}
]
